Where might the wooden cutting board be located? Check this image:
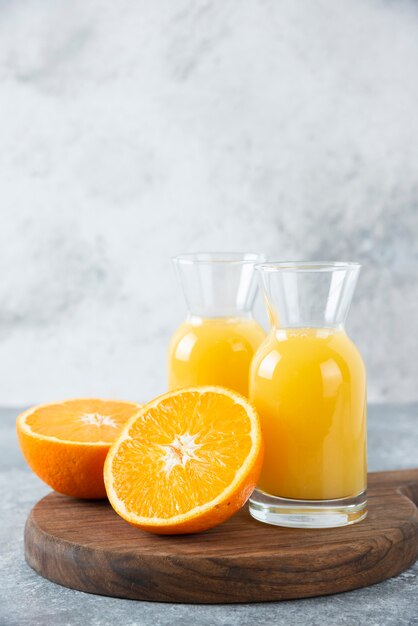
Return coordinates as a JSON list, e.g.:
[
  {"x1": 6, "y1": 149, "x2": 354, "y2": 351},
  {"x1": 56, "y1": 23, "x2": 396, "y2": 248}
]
[{"x1": 24, "y1": 468, "x2": 418, "y2": 603}]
